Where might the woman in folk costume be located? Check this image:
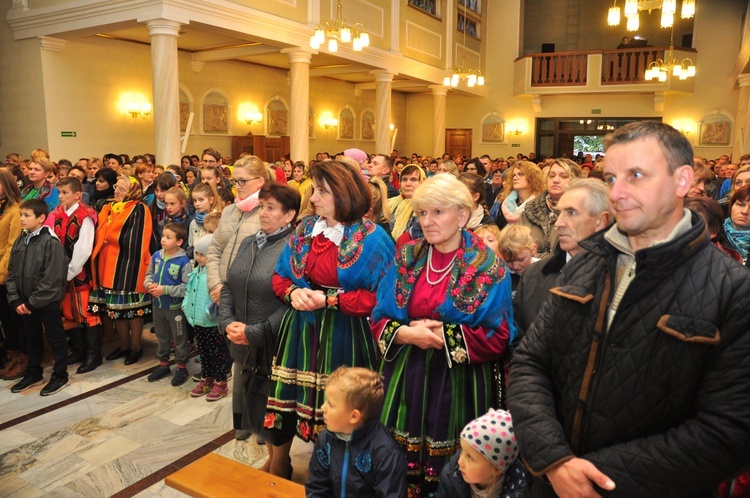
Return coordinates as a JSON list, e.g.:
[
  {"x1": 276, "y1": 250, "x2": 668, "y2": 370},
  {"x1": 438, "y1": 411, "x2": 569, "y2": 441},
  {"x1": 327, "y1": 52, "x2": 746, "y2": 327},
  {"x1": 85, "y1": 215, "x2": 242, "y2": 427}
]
[
  {"x1": 88, "y1": 175, "x2": 152, "y2": 365},
  {"x1": 262, "y1": 160, "x2": 395, "y2": 478},
  {"x1": 371, "y1": 174, "x2": 514, "y2": 496}
]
